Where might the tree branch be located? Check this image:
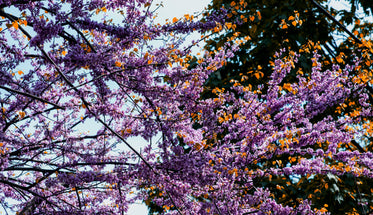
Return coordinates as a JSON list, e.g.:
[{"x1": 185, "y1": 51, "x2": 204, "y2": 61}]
[
  {"x1": 0, "y1": 85, "x2": 65, "y2": 110},
  {"x1": 311, "y1": 0, "x2": 362, "y2": 44}
]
